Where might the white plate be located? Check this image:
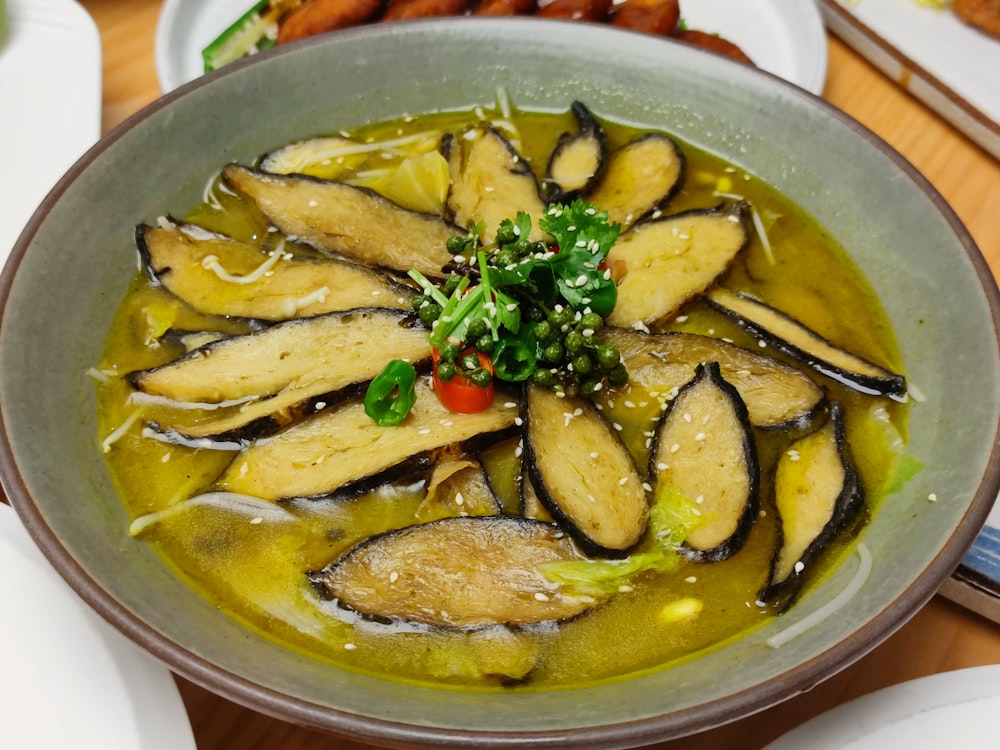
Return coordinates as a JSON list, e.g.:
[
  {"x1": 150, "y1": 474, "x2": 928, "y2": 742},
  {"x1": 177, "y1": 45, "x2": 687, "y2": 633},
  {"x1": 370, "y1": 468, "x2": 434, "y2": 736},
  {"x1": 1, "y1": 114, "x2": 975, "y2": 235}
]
[
  {"x1": 821, "y1": 0, "x2": 1000, "y2": 161},
  {"x1": 764, "y1": 665, "x2": 1000, "y2": 749},
  {"x1": 155, "y1": 0, "x2": 828, "y2": 94},
  {"x1": 0, "y1": 503, "x2": 197, "y2": 749},
  {"x1": 0, "y1": 0, "x2": 102, "y2": 270}
]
